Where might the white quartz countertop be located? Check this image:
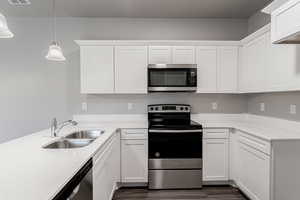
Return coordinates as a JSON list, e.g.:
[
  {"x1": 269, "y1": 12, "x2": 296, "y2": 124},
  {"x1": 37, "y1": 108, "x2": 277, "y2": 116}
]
[
  {"x1": 1, "y1": 114, "x2": 300, "y2": 200},
  {"x1": 0, "y1": 126, "x2": 118, "y2": 200},
  {"x1": 199, "y1": 121, "x2": 300, "y2": 141}
]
